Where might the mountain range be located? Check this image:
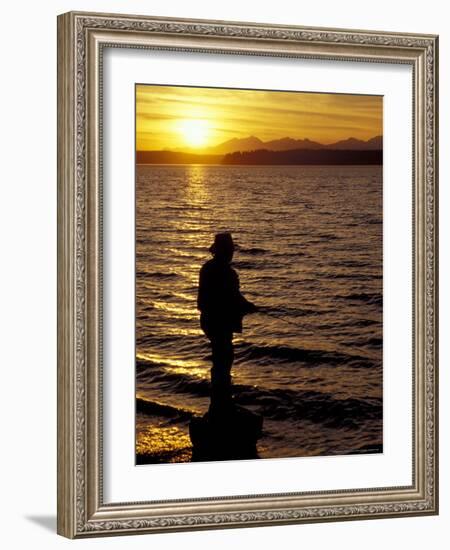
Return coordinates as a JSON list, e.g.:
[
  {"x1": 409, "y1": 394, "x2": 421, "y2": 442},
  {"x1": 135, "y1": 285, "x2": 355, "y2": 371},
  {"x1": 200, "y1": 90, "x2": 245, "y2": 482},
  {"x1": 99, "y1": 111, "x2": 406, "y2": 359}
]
[
  {"x1": 175, "y1": 135, "x2": 382, "y2": 155},
  {"x1": 136, "y1": 135, "x2": 383, "y2": 165}
]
